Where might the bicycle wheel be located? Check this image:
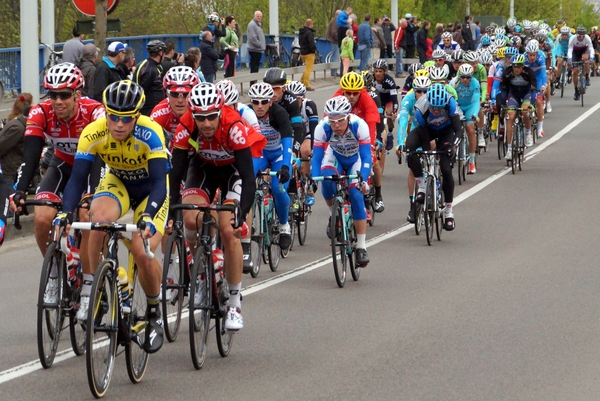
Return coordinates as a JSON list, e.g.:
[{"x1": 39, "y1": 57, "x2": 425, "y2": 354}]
[
  {"x1": 86, "y1": 259, "x2": 118, "y2": 399},
  {"x1": 414, "y1": 201, "x2": 424, "y2": 235},
  {"x1": 497, "y1": 134, "x2": 503, "y2": 160},
  {"x1": 348, "y1": 224, "x2": 360, "y2": 282},
  {"x1": 291, "y1": 52, "x2": 301, "y2": 67},
  {"x1": 331, "y1": 199, "x2": 347, "y2": 288},
  {"x1": 510, "y1": 127, "x2": 517, "y2": 174},
  {"x1": 161, "y1": 233, "x2": 184, "y2": 342},
  {"x1": 297, "y1": 195, "x2": 309, "y2": 246},
  {"x1": 457, "y1": 144, "x2": 464, "y2": 185},
  {"x1": 424, "y1": 176, "x2": 435, "y2": 246},
  {"x1": 281, "y1": 209, "x2": 296, "y2": 258},
  {"x1": 69, "y1": 267, "x2": 86, "y2": 356},
  {"x1": 189, "y1": 249, "x2": 210, "y2": 370},
  {"x1": 126, "y1": 263, "x2": 149, "y2": 384},
  {"x1": 37, "y1": 243, "x2": 65, "y2": 369},
  {"x1": 461, "y1": 136, "x2": 468, "y2": 183},
  {"x1": 215, "y1": 280, "x2": 234, "y2": 357},
  {"x1": 435, "y1": 177, "x2": 445, "y2": 241},
  {"x1": 267, "y1": 209, "x2": 281, "y2": 272},
  {"x1": 250, "y1": 200, "x2": 263, "y2": 278}
]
